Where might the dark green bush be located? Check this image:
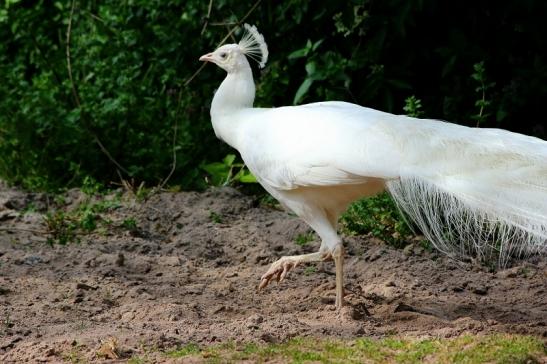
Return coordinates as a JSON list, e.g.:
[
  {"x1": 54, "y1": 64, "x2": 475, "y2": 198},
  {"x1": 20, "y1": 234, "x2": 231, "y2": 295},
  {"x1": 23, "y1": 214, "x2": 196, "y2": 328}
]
[
  {"x1": 1, "y1": 0, "x2": 546, "y2": 190},
  {"x1": 341, "y1": 192, "x2": 413, "y2": 247}
]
